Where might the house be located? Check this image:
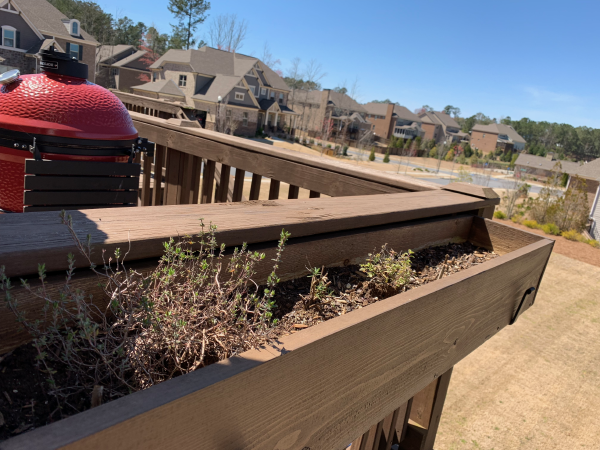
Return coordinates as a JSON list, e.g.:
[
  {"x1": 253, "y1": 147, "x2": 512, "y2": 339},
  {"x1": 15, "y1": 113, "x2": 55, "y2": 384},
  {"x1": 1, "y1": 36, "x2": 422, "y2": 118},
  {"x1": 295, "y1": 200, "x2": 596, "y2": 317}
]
[
  {"x1": 0, "y1": 0, "x2": 98, "y2": 81},
  {"x1": 131, "y1": 46, "x2": 298, "y2": 136},
  {"x1": 288, "y1": 89, "x2": 371, "y2": 142},
  {"x1": 418, "y1": 111, "x2": 467, "y2": 145},
  {"x1": 362, "y1": 103, "x2": 422, "y2": 142},
  {"x1": 471, "y1": 123, "x2": 526, "y2": 154},
  {"x1": 96, "y1": 45, "x2": 151, "y2": 92}
]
